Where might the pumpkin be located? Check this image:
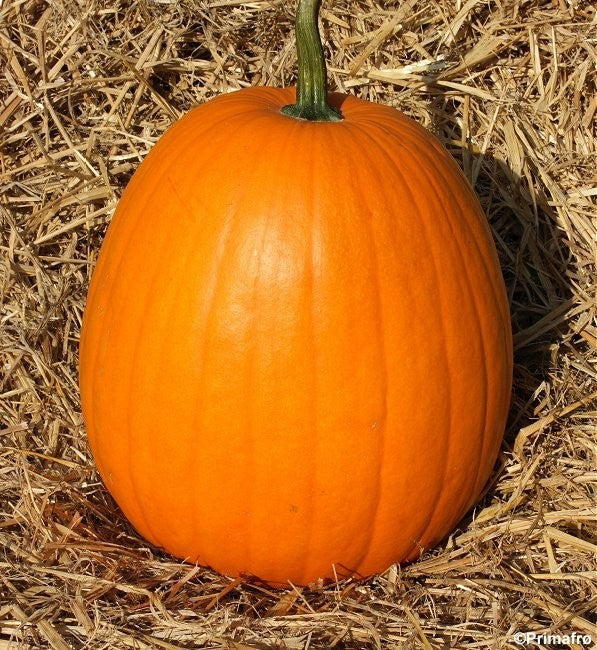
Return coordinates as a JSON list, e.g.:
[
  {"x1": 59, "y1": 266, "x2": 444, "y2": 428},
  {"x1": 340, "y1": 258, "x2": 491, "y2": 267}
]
[{"x1": 79, "y1": 0, "x2": 512, "y2": 586}]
